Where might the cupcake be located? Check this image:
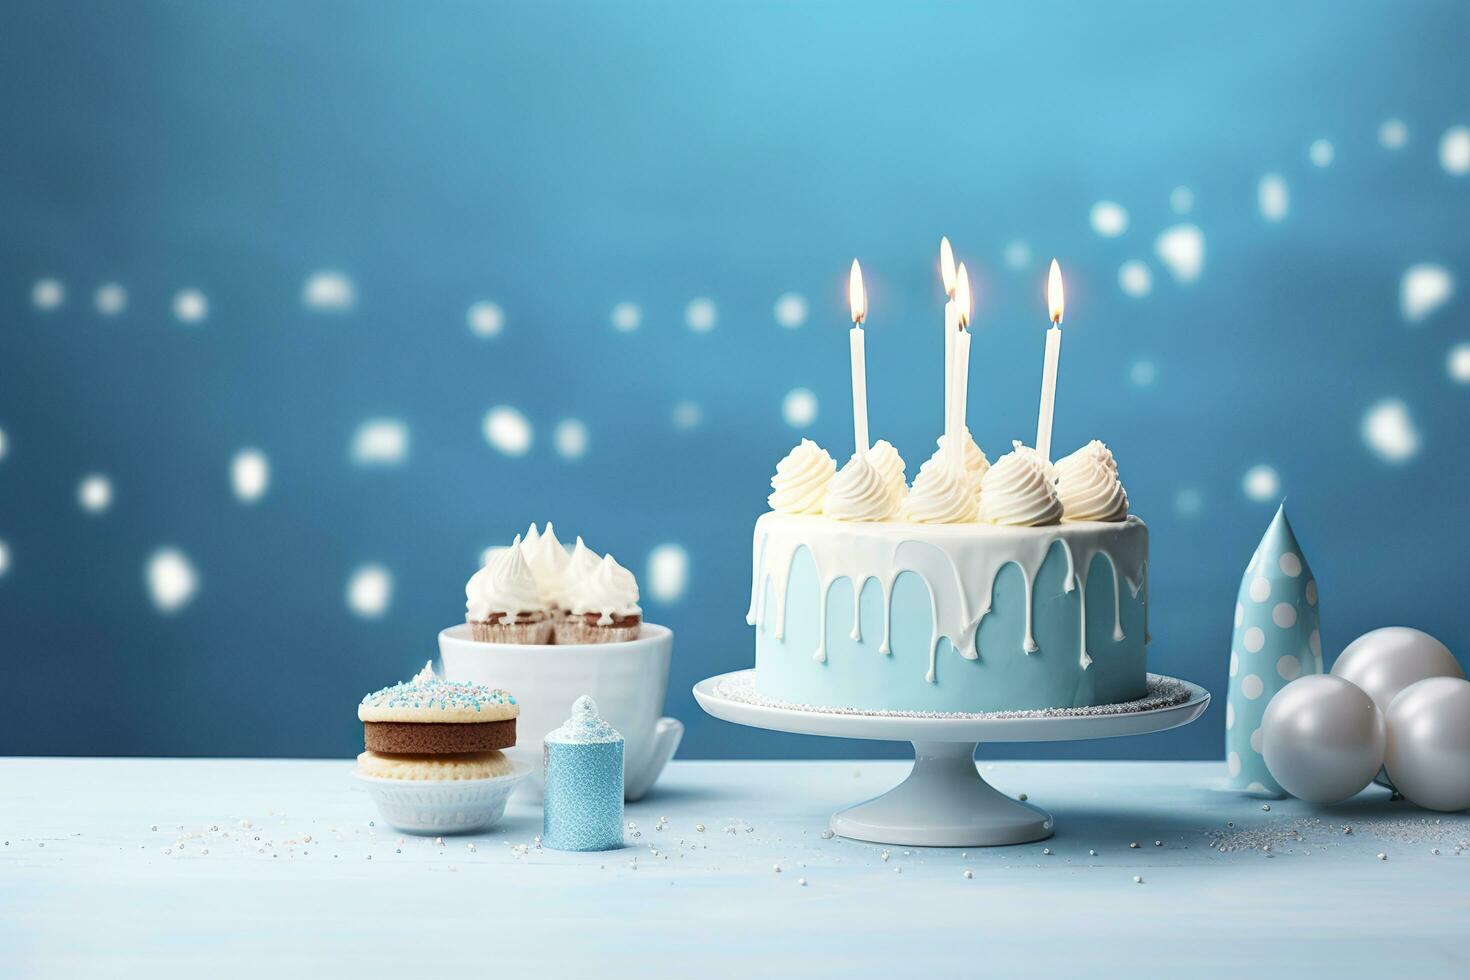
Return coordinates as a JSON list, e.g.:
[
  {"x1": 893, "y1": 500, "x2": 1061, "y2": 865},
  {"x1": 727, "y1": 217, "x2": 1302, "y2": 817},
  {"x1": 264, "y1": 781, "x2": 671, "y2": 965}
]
[
  {"x1": 560, "y1": 552, "x2": 642, "y2": 644},
  {"x1": 356, "y1": 661, "x2": 520, "y2": 779},
  {"x1": 465, "y1": 534, "x2": 554, "y2": 644}
]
